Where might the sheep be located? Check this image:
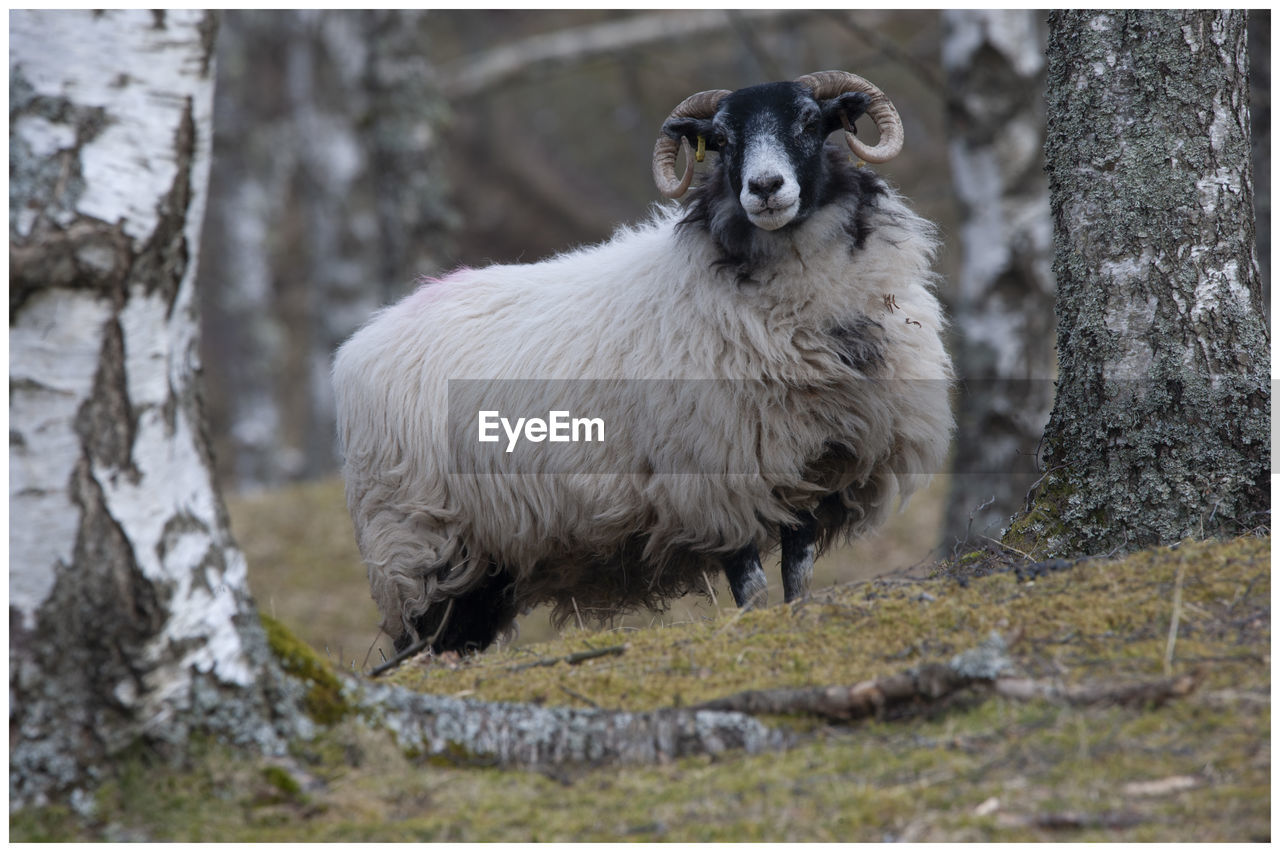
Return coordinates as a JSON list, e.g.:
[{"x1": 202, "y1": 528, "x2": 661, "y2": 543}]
[{"x1": 333, "y1": 71, "x2": 953, "y2": 656}]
